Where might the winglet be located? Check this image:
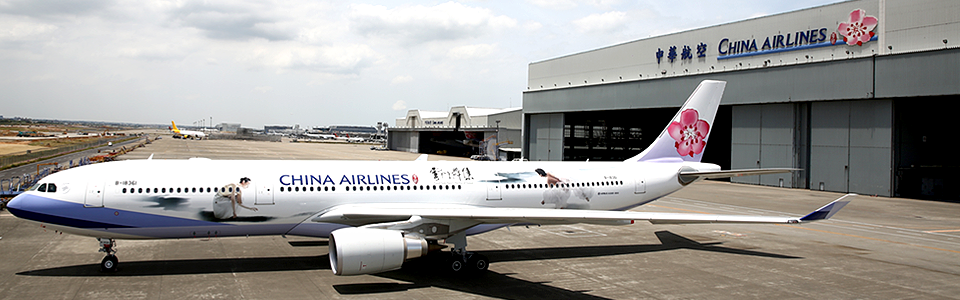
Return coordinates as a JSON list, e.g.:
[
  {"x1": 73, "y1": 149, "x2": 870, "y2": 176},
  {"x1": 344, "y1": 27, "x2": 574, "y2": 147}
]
[
  {"x1": 147, "y1": 153, "x2": 154, "y2": 160},
  {"x1": 415, "y1": 154, "x2": 428, "y2": 162},
  {"x1": 799, "y1": 194, "x2": 855, "y2": 222}
]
